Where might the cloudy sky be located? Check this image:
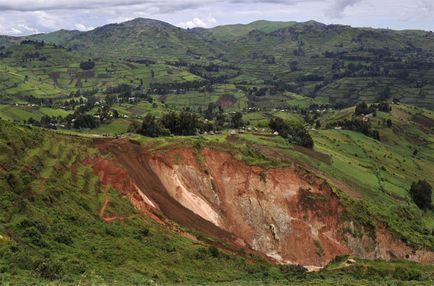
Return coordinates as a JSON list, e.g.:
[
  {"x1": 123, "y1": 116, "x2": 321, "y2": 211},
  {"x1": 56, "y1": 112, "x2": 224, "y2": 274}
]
[{"x1": 0, "y1": 0, "x2": 433, "y2": 36}]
